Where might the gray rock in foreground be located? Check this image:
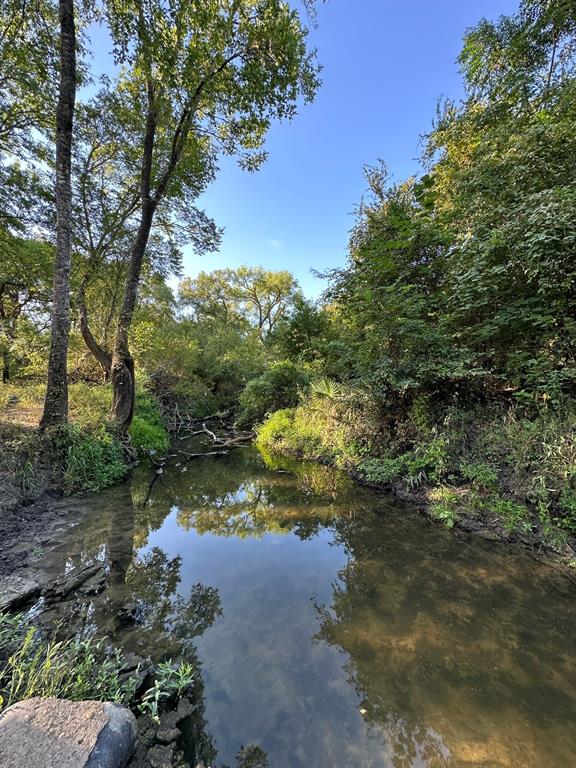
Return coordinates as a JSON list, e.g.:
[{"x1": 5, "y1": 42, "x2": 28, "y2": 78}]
[
  {"x1": 0, "y1": 697, "x2": 137, "y2": 768},
  {"x1": 0, "y1": 574, "x2": 41, "y2": 611}
]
